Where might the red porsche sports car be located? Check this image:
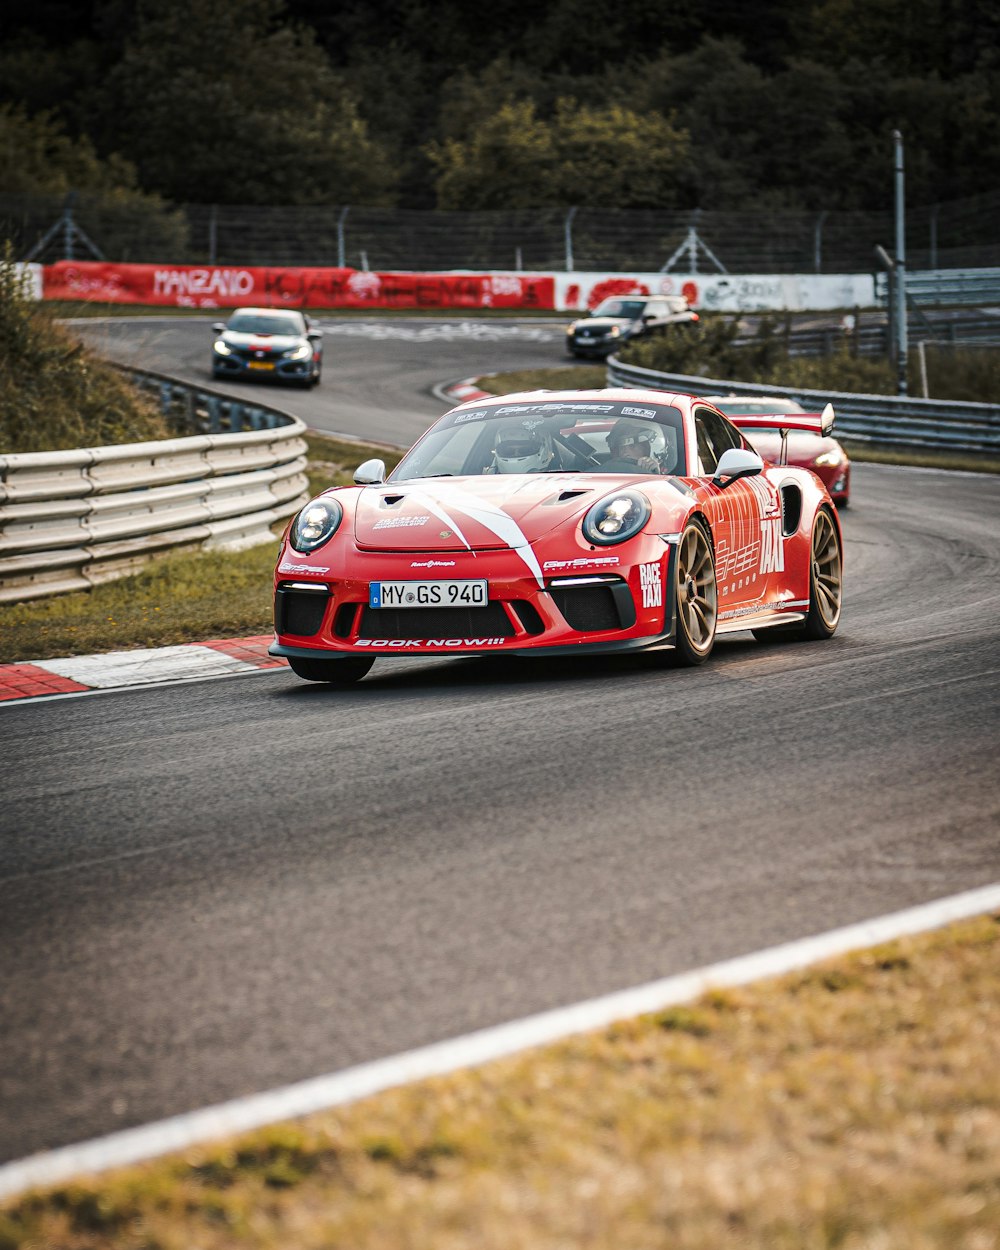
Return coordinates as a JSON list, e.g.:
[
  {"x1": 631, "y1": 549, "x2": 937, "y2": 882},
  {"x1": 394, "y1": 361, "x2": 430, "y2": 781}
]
[{"x1": 270, "y1": 389, "x2": 844, "y2": 685}]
